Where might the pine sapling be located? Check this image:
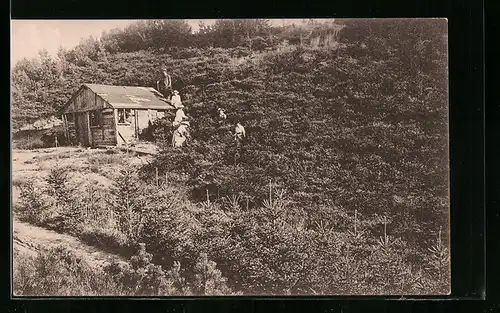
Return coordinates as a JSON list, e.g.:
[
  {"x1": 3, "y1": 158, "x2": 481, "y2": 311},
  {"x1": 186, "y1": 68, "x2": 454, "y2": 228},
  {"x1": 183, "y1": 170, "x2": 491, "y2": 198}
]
[
  {"x1": 222, "y1": 194, "x2": 242, "y2": 212},
  {"x1": 354, "y1": 209, "x2": 357, "y2": 237},
  {"x1": 193, "y1": 252, "x2": 233, "y2": 295},
  {"x1": 347, "y1": 209, "x2": 364, "y2": 243},
  {"x1": 314, "y1": 219, "x2": 333, "y2": 245},
  {"x1": 377, "y1": 216, "x2": 392, "y2": 248},
  {"x1": 427, "y1": 226, "x2": 450, "y2": 284},
  {"x1": 269, "y1": 179, "x2": 272, "y2": 205},
  {"x1": 261, "y1": 187, "x2": 290, "y2": 224},
  {"x1": 107, "y1": 168, "x2": 143, "y2": 239},
  {"x1": 17, "y1": 180, "x2": 47, "y2": 224}
]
